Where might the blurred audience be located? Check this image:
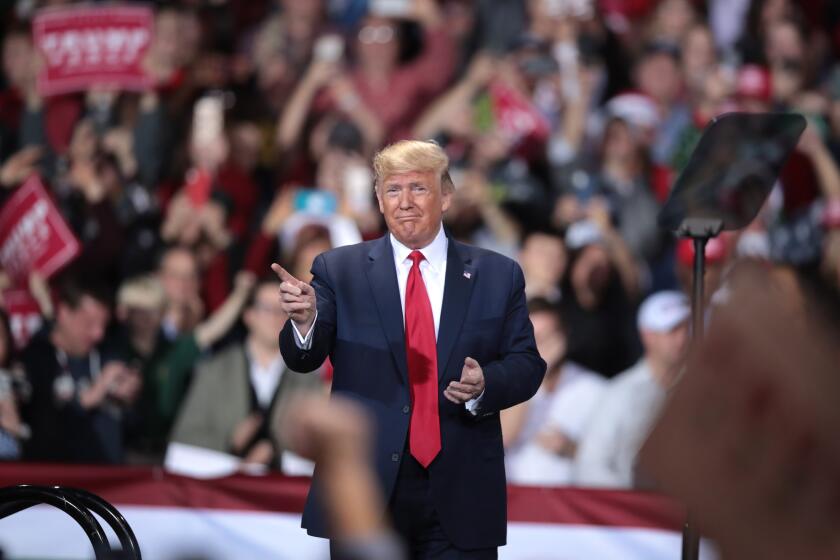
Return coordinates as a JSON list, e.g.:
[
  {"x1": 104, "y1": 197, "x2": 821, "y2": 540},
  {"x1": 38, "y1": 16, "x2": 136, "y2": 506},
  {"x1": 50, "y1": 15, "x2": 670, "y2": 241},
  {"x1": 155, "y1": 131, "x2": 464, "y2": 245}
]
[
  {"x1": 21, "y1": 275, "x2": 140, "y2": 463},
  {"x1": 0, "y1": 0, "x2": 837, "y2": 489},
  {"x1": 0, "y1": 310, "x2": 28, "y2": 460},
  {"x1": 502, "y1": 298, "x2": 604, "y2": 486},
  {"x1": 573, "y1": 290, "x2": 690, "y2": 488},
  {"x1": 559, "y1": 220, "x2": 642, "y2": 377},
  {"x1": 115, "y1": 270, "x2": 255, "y2": 463},
  {"x1": 170, "y1": 278, "x2": 323, "y2": 471}
]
